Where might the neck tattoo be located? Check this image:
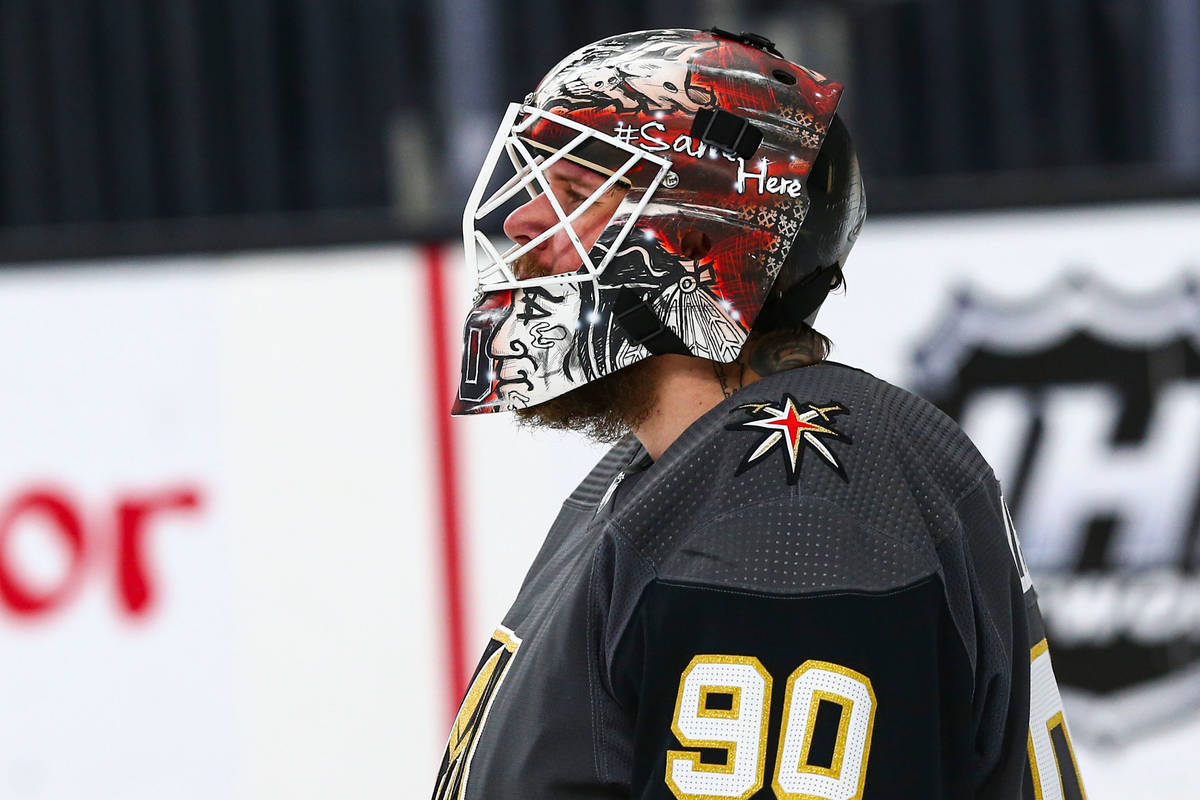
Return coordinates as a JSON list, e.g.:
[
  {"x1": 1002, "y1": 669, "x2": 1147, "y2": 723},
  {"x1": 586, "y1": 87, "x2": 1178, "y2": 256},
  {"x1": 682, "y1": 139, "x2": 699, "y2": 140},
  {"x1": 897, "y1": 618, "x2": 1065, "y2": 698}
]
[{"x1": 712, "y1": 361, "x2": 744, "y2": 400}]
